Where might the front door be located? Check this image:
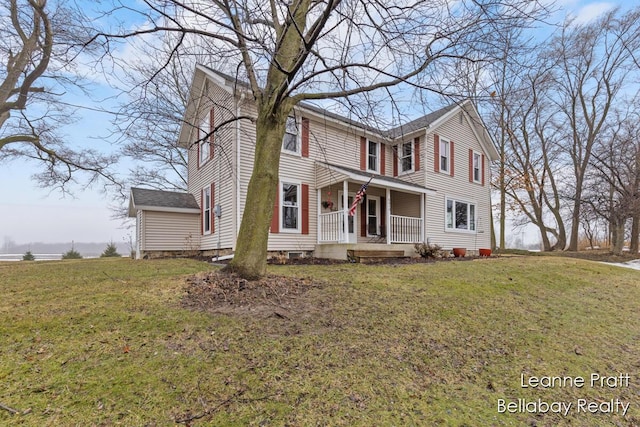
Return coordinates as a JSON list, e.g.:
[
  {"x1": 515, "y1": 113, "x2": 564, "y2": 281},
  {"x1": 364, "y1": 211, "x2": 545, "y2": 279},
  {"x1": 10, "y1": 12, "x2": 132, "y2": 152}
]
[{"x1": 339, "y1": 192, "x2": 357, "y2": 243}]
